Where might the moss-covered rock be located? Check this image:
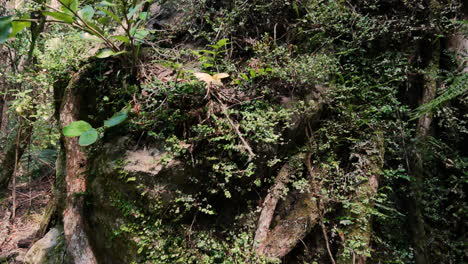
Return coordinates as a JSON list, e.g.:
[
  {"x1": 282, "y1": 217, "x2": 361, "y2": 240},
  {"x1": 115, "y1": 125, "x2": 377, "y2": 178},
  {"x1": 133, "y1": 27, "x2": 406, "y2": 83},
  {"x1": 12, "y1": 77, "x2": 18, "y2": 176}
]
[
  {"x1": 86, "y1": 137, "x2": 194, "y2": 264},
  {"x1": 24, "y1": 227, "x2": 71, "y2": 264}
]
